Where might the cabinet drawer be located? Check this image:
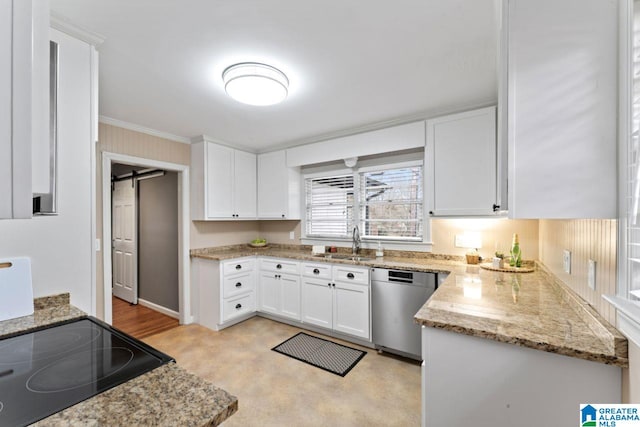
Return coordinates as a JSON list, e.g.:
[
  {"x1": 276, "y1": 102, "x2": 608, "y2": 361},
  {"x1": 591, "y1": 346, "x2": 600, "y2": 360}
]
[
  {"x1": 334, "y1": 266, "x2": 370, "y2": 285},
  {"x1": 223, "y1": 272, "x2": 254, "y2": 298},
  {"x1": 223, "y1": 258, "x2": 255, "y2": 276},
  {"x1": 302, "y1": 262, "x2": 332, "y2": 279},
  {"x1": 260, "y1": 258, "x2": 299, "y2": 274},
  {"x1": 222, "y1": 292, "x2": 255, "y2": 322}
]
